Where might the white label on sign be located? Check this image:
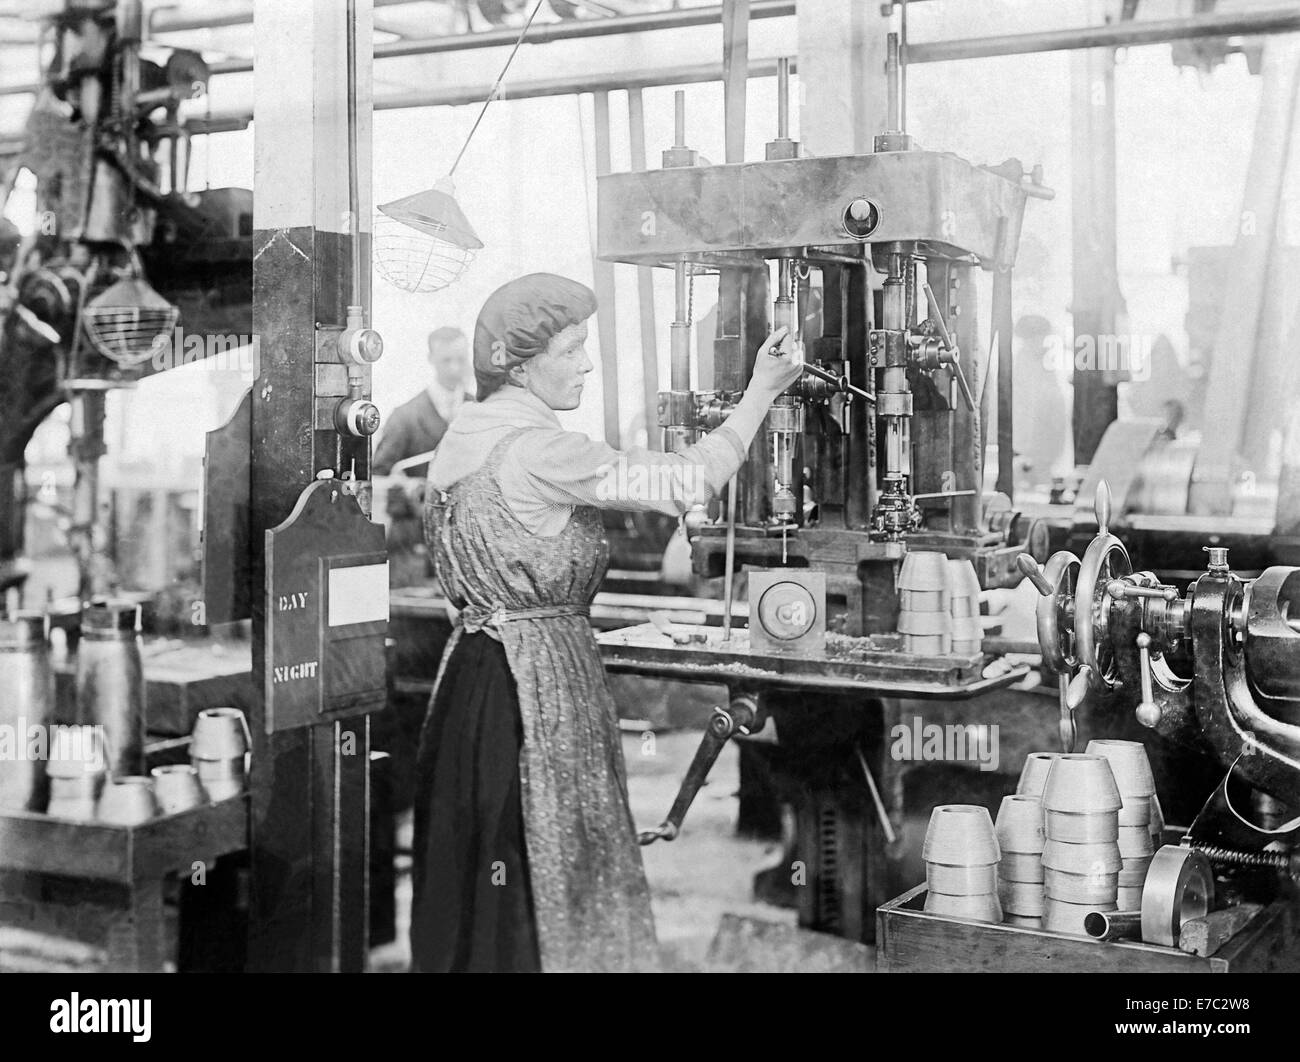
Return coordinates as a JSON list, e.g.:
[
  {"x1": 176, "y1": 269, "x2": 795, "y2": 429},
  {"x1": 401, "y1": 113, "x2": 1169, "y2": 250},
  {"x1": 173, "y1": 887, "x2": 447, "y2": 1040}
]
[
  {"x1": 273, "y1": 660, "x2": 319, "y2": 683},
  {"x1": 328, "y1": 563, "x2": 390, "y2": 627}
]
